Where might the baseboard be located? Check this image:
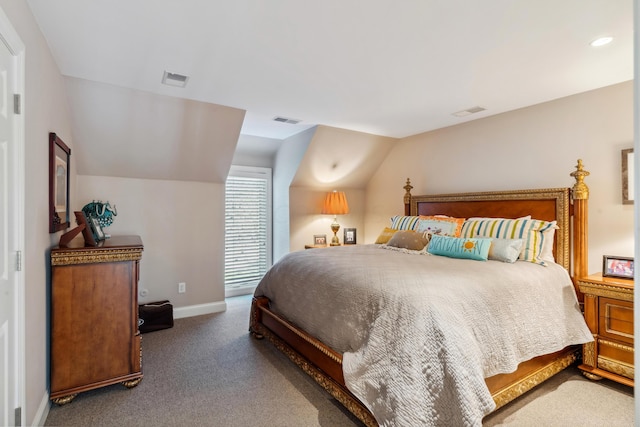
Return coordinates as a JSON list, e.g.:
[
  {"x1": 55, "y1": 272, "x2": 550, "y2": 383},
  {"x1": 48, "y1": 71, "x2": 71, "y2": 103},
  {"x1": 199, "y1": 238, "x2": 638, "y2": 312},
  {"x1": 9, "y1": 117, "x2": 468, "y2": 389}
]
[
  {"x1": 32, "y1": 391, "x2": 50, "y2": 427},
  {"x1": 225, "y1": 284, "x2": 257, "y2": 298},
  {"x1": 173, "y1": 301, "x2": 227, "y2": 319}
]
